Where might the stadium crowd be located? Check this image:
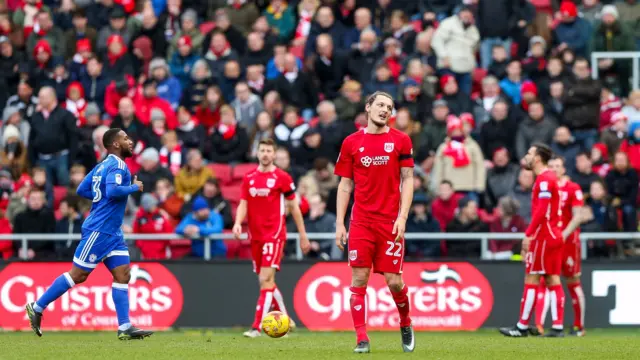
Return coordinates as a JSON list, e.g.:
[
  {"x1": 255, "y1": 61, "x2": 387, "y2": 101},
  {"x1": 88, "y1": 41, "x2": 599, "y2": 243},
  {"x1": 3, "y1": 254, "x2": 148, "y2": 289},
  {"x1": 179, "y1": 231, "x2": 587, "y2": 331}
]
[{"x1": 0, "y1": 0, "x2": 638, "y2": 261}]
